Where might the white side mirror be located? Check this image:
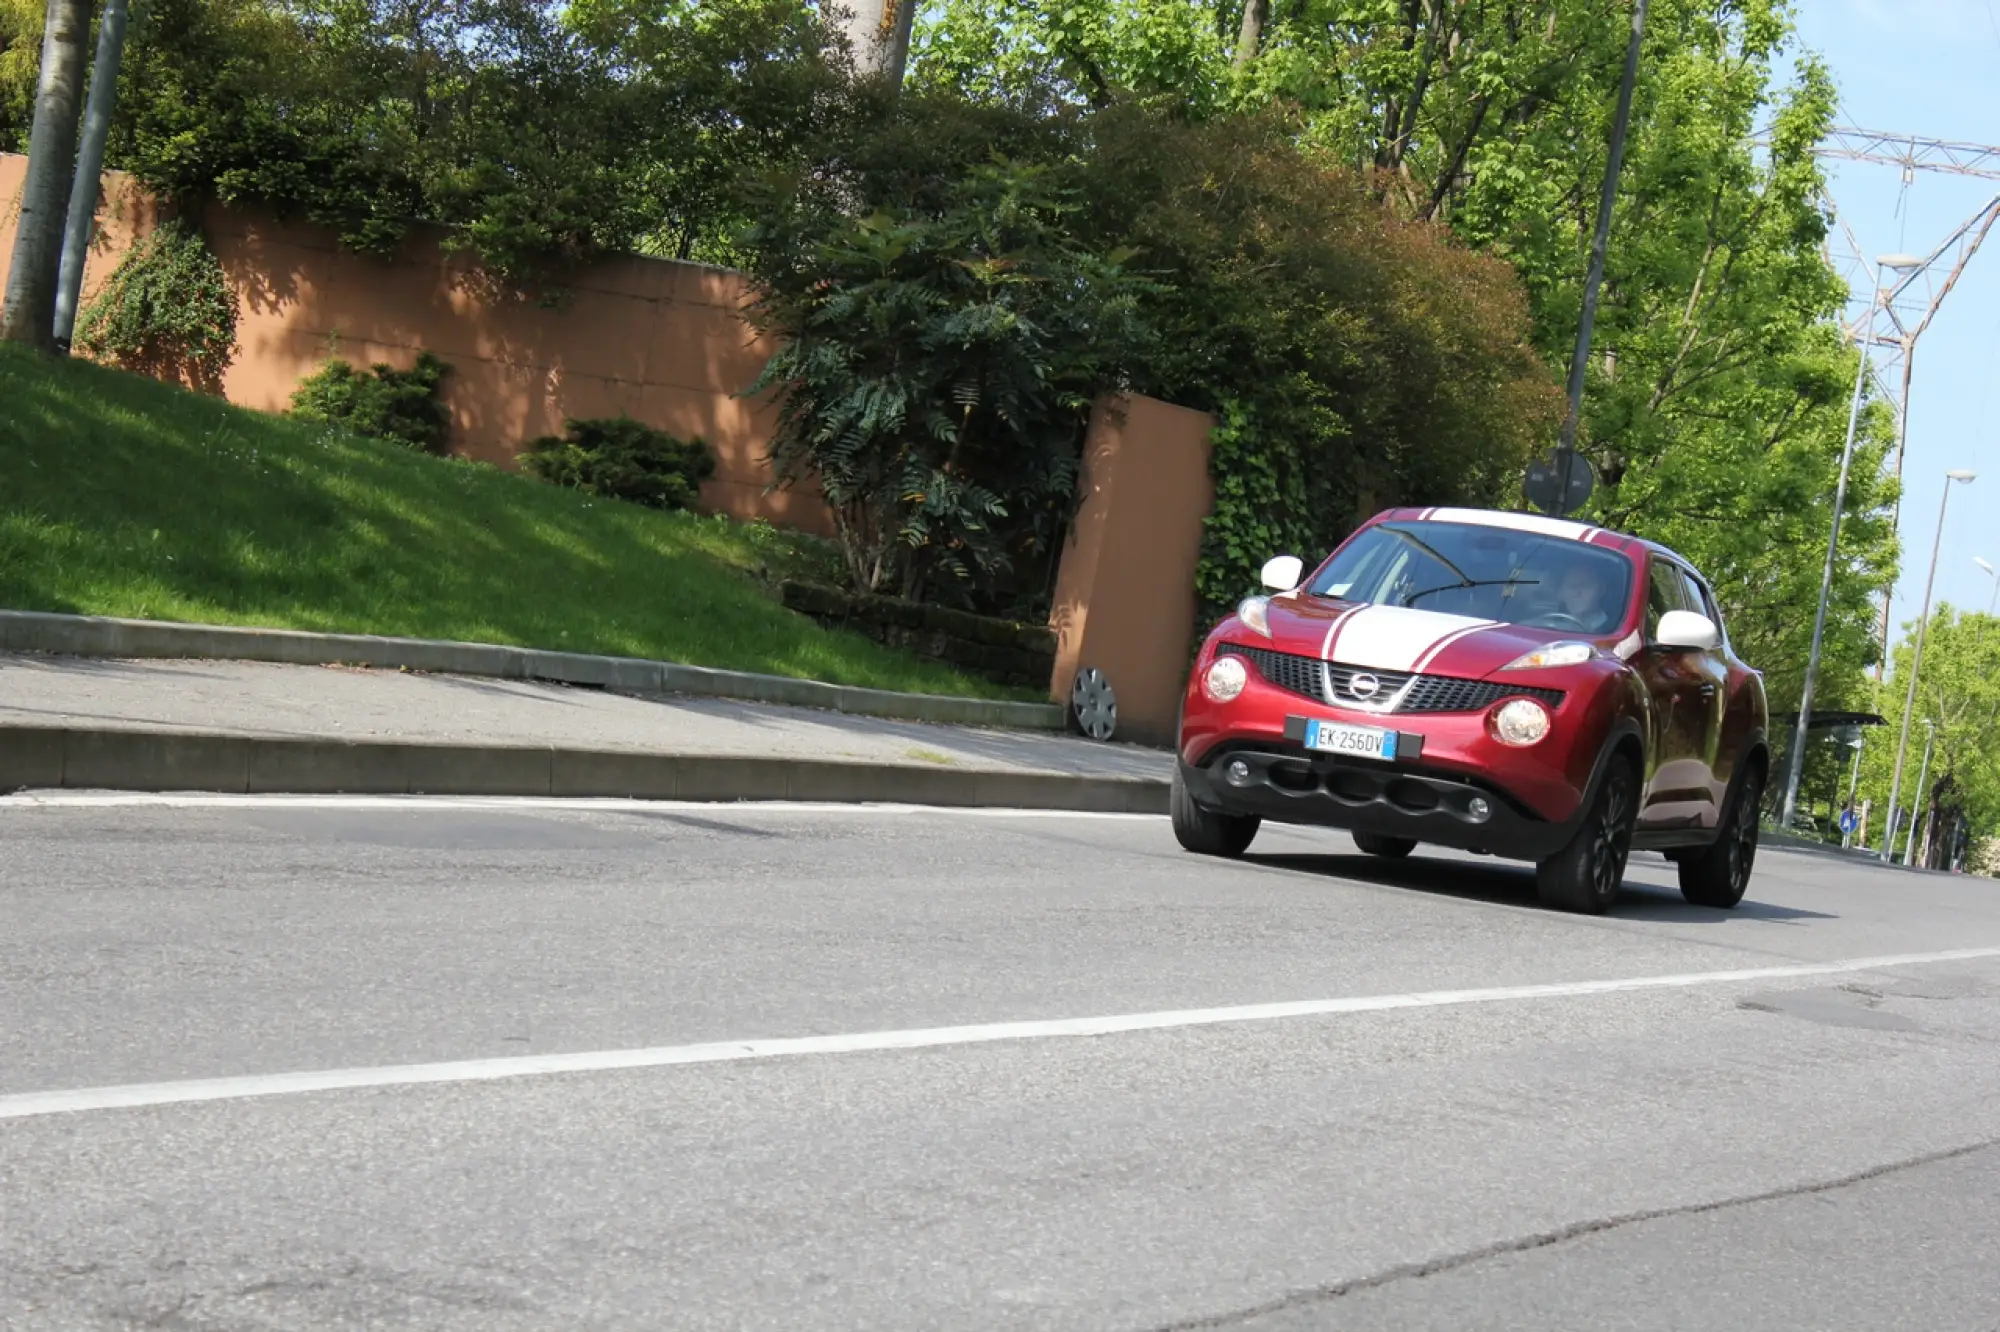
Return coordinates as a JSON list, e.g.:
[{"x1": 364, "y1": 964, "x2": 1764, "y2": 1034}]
[
  {"x1": 1260, "y1": 555, "x2": 1305, "y2": 592},
  {"x1": 1655, "y1": 609, "x2": 1720, "y2": 651}
]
